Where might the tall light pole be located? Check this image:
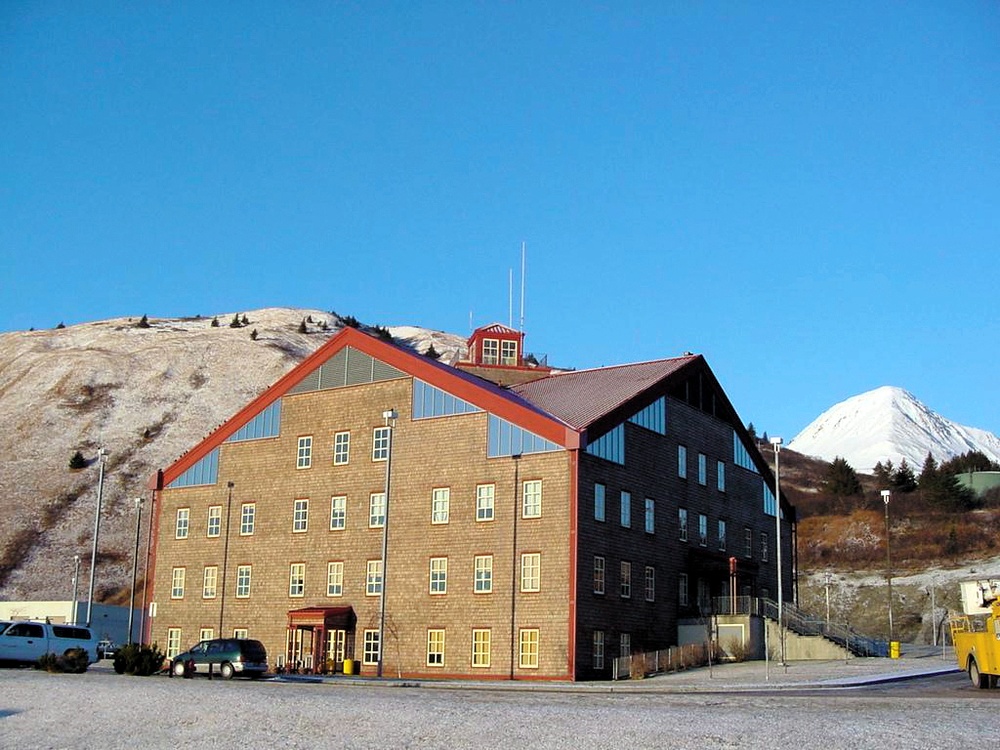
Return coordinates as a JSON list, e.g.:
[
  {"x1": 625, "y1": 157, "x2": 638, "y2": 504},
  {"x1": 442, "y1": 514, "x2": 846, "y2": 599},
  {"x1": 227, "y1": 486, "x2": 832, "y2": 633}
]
[
  {"x1": 86, "y1": 448, "x2": 108, "y2": 627},
  {"x1": 881, "y1": 489, "x2": 893, "y2": 642},
  {"x1": 127, "y1": 497, "x2": 142, "y2": 644},
  {"x1": 71, "y1": 555, "x2": 81, "y2": 624},
  {"x1": 139, "y1": 491, "x2": 155, "y2": 644},
  {"x1": 824, "y1": 570, "x2": 832, "y2": 629},
  {"x1": 769, "y1": 436, "x2": 784, "y2": 664},
  {"x1": 218, "y1": 481, "x2": 235, "y2": 637},
  {"x1": 377, "y1": 409, "x2": 397, "y2": 678}
]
